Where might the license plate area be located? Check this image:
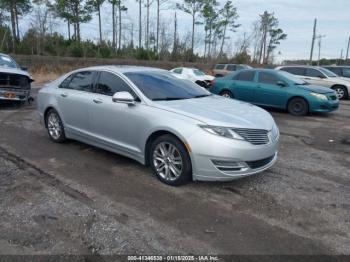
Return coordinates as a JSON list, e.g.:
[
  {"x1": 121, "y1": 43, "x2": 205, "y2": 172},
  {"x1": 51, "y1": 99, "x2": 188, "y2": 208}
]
[{"x1": 4, "y1": 92, "x2": 16, "y2": 99}]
